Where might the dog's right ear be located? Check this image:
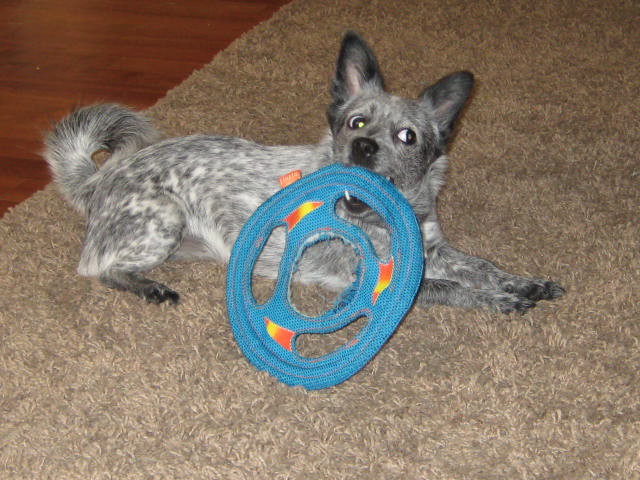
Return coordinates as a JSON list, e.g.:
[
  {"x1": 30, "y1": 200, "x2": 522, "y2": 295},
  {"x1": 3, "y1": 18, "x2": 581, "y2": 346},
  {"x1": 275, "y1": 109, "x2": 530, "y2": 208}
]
[{"x1": 330, "y1": 31, "x2": 385, "y2": 110}]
